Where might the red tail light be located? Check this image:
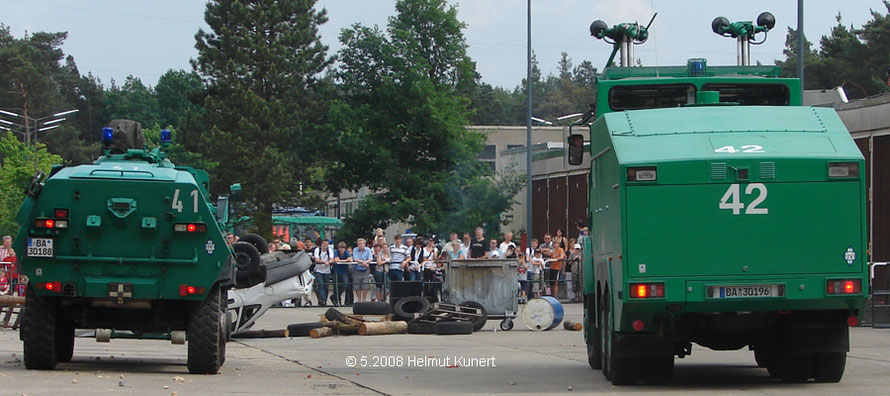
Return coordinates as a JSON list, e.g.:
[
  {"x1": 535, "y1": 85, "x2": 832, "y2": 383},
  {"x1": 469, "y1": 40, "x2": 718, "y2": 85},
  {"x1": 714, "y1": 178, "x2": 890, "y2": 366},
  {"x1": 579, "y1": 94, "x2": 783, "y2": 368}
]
[
  {"x1": 847, "y1": 315, "x2": 859, "y2": 327},
  {"x1": 827, "y1": 279, "x2": 861, "y2": 295},
  {"x1": 54, "y1": 208, "x2": 69, "y2": 218},
  {"x1": 630, "y1": 283, "x2": 664, "y2": 298},
  {"x1": 179, "y1": 285, "x2": 206, "y2": 296},
  {"x1": 38, "y1": 281, "x2": 61, "y2": 292},
  {"x1": 174, "y1": 223, "x2": 207, "y2": 233}
]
